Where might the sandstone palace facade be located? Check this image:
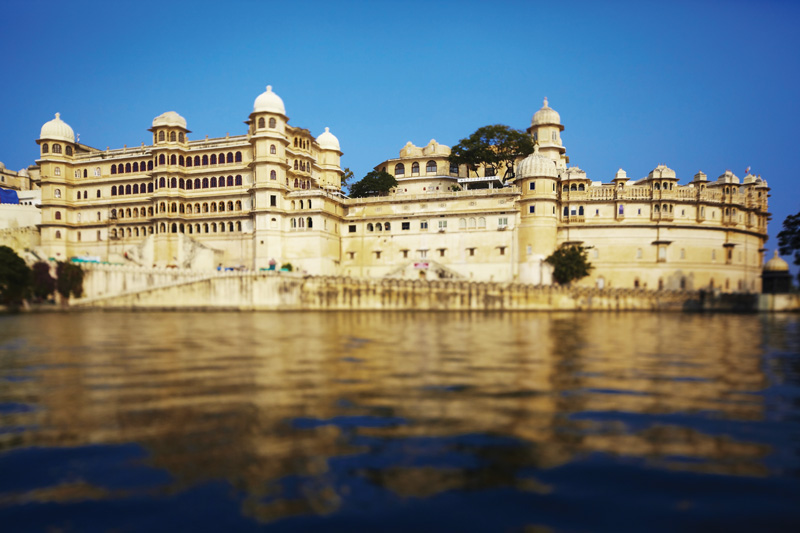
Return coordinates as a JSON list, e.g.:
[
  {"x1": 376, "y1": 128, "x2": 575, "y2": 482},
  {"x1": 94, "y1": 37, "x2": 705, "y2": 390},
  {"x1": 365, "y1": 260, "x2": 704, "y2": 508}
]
[{"x1": 18, "y1": 86, "x2": 770, "y2": 291}]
